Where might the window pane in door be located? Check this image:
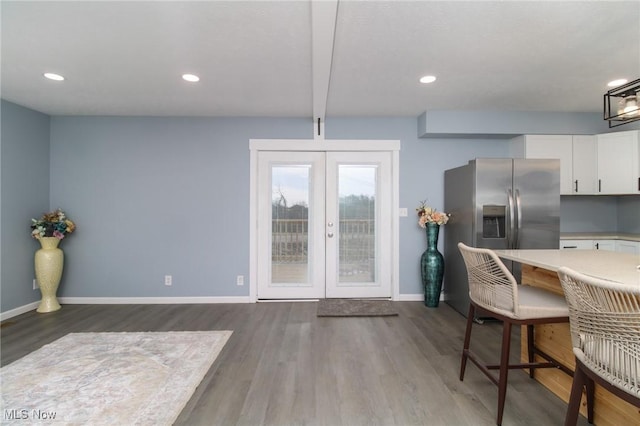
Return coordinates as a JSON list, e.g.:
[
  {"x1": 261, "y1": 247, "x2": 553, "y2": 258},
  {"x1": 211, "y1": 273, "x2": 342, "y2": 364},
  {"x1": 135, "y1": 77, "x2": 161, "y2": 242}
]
[
  {"x1": 271, "y1": 166, "x2": 310, "y2": 284},
  {"x1": 338, "y1": 165, "x2": 376, "y2": 283}
]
